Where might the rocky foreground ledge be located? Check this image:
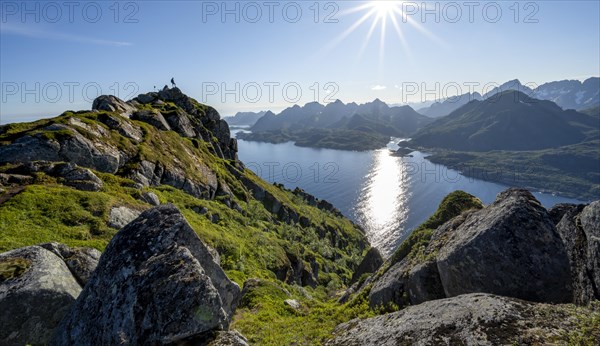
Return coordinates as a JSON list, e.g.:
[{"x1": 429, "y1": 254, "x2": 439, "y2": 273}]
[
  {"x1": 1, "y1": 188, "x2": 599, "y2": 345},
  {"x1": 1, "y1": 204, "x2": 246, "y2": 346}
]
